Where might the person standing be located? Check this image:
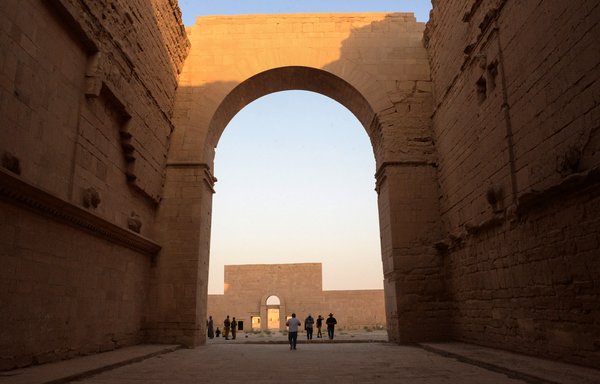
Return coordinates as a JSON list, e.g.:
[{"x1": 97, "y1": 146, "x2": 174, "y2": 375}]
[
  {"x1": 207, "y1": 316, "x2": 214, "y2": 339},
  {"x1": 304, "y1": 314, "x2": 314, "y2": 340},
  {"x1": 223, "y1": 315, "x2": 231, "y2": 340},
  {"x1": 326, "y1": 313, "x2": 337, "y2": 340},
  {"x1": 316, "y1": 315, "x2": 323, "y2": 338},
  {"x1": 286, "y1": 313, "x2": 301, "y2": 350},
  {"x1": 231, "y1": 317, "x2": 238, "y2": 340}
]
